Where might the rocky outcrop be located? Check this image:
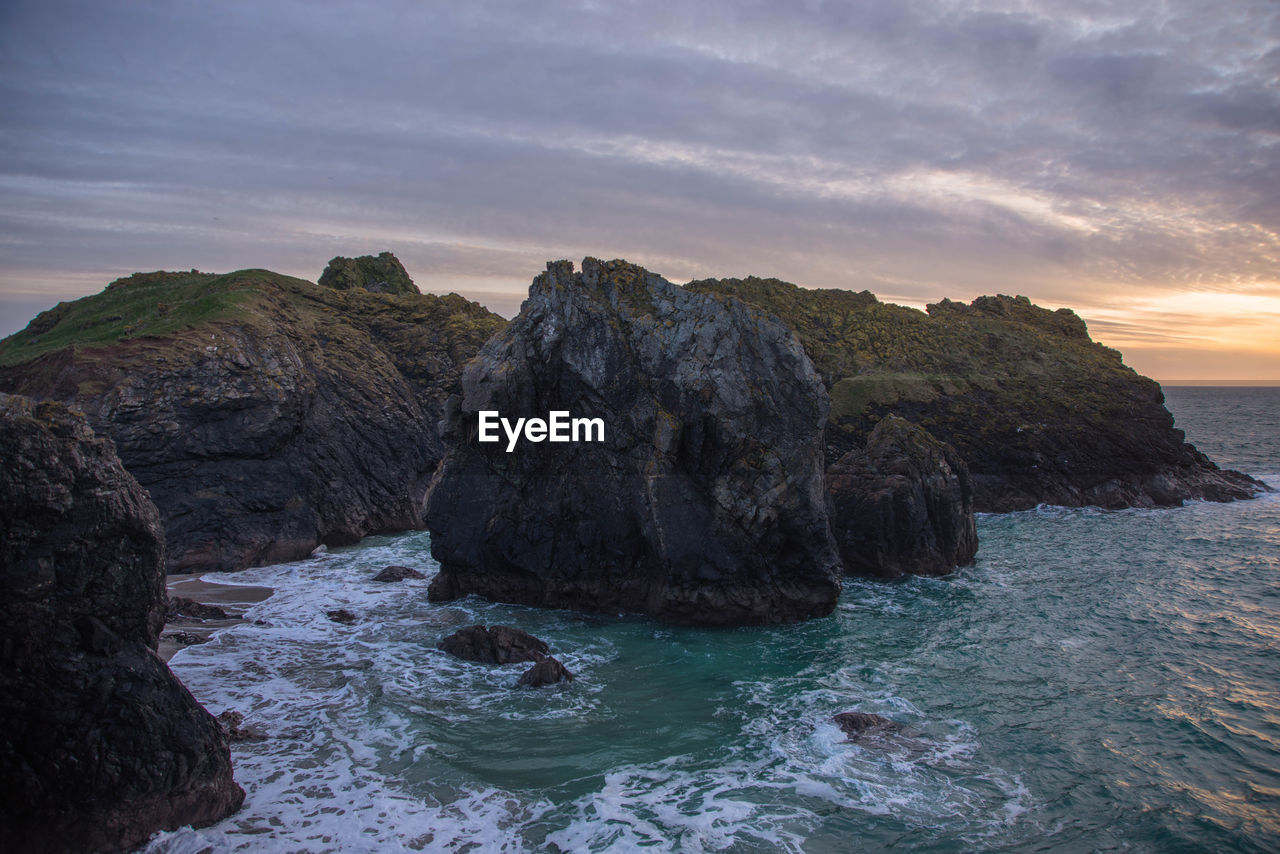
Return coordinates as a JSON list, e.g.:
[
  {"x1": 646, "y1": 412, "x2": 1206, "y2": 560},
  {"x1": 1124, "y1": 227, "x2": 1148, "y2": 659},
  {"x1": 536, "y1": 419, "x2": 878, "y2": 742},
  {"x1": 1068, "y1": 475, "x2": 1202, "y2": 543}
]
[
  {"x1": 373, "y1": 564, "x2": 426, "y2": 582},
  {"x1": 167, "y1": 597, "x2": 231, "y2": 621},
  {"x1": 686, "y1": 279, "x2": 1269, "y2": 511},
  {"x1": 318, "y1": 251, "x2": 419, "y2": 295},
  {"x1": 827, "y1": 416, "x2": 977, "y2": 577},
  {"x1": 438, "y1": 625, "x2": 549, "y2": 664},
  {"x1": 0, "y1": 264, "x2": 505, "y2": 573},
  {"x1": 0, "y1": 393, "x2": 243, "y2": 853},
  {"x1": 518, "y1": 656, "x2": 574, "y2": 687},
  {"x1": 425, "y1": 258, "x2": 843, "y2": 626}
]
